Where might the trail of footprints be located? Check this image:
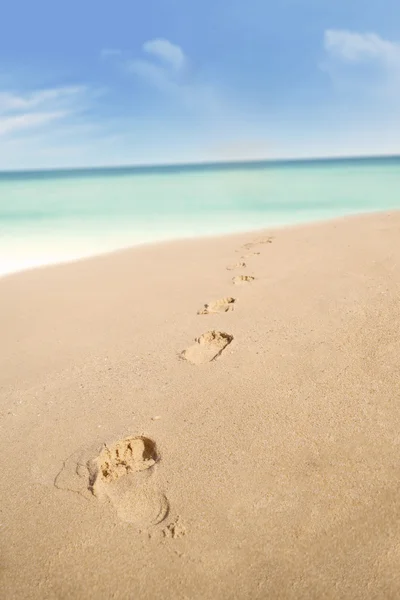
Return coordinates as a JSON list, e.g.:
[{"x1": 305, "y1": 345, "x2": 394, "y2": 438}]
[
  {"x1": 181, "y1": 235, "x2": 273, "y2": 364},
  {"x1": 55, "y1": 235, "x2": 272, "y2": 531}
]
